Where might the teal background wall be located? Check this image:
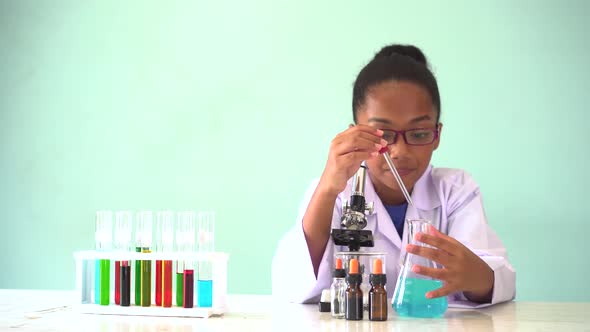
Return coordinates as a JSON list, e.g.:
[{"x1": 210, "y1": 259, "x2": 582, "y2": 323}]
[{"x1": 1, "y1": 1, "x2": 589, "y2": 301}]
